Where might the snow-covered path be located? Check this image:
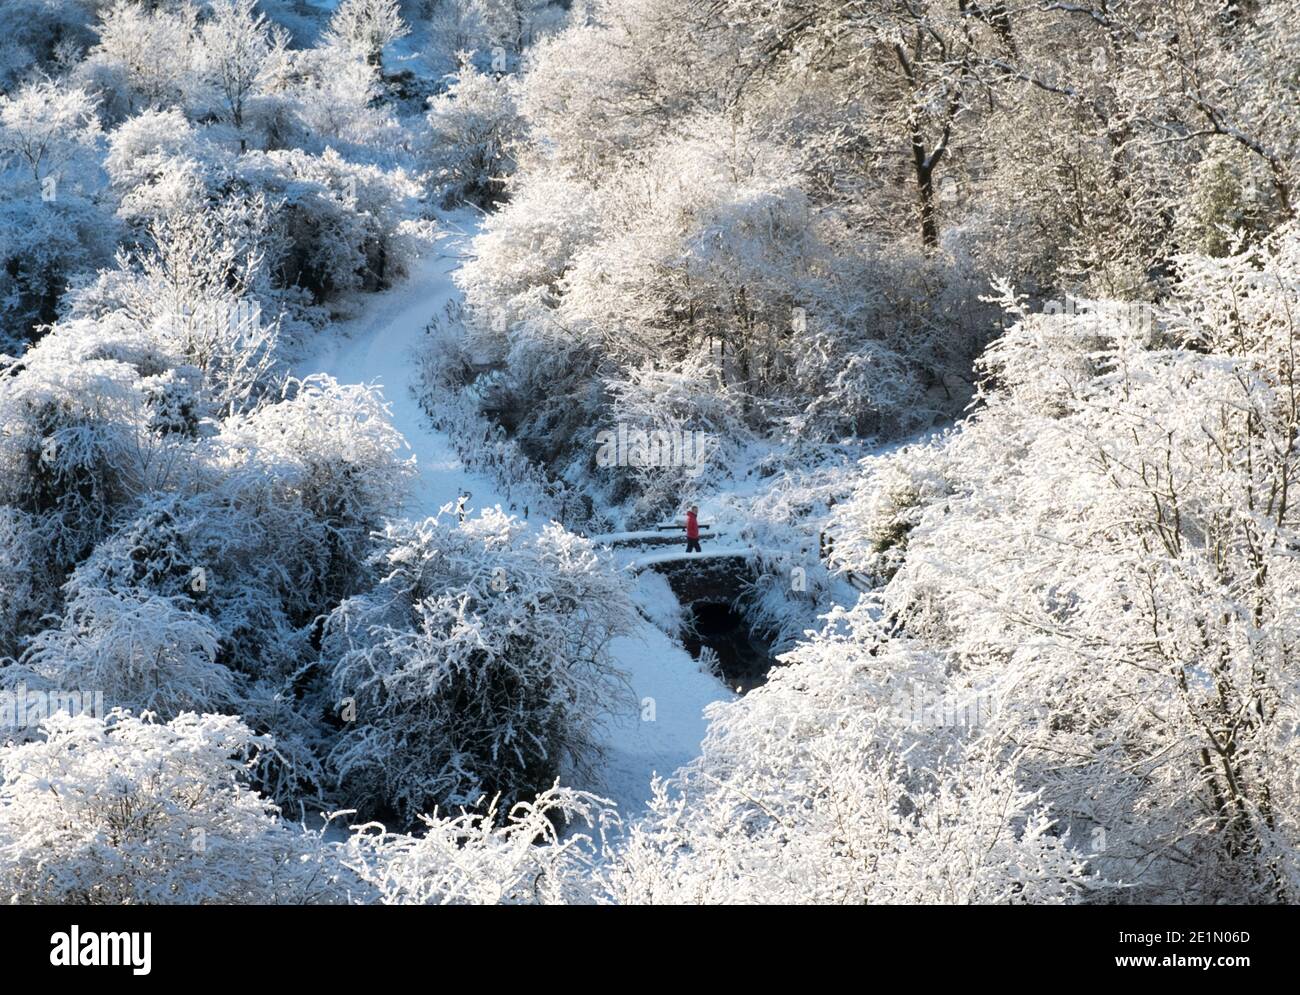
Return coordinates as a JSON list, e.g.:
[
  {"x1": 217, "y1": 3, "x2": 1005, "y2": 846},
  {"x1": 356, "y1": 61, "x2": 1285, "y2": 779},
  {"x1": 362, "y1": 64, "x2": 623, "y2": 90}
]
[
  {"x1": 297, "y1": 226, "x2": 730, "y2": 816},
  {"x1": 299, "y1": 236, "x2": 505, "y2": 520}
]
